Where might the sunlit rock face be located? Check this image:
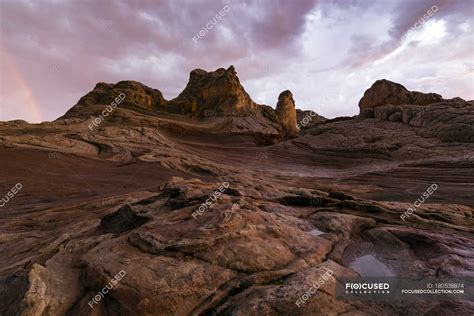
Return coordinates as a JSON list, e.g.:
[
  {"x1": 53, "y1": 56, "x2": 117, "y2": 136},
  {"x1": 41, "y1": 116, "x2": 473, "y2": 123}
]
[
  {"x1": 275, "y1": 90, "x2": 298, "y2": 136},
  {"x1": 61, "y1": 80, "x2": 166, "y2": 119},
  {"x1": 113, "y1": 81, "x2": 167, "y2": 110},
  {"x1": 168, "y1": 65, "x2": 261, "y2": 117}
]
